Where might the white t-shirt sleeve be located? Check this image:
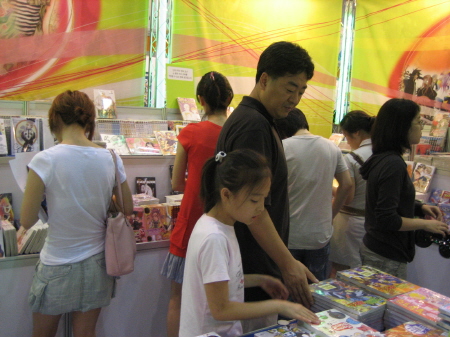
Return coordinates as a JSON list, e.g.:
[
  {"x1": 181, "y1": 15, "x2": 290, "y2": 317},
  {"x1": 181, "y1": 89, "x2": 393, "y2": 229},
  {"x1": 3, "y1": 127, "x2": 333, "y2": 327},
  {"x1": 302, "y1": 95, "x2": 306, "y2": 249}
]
[
  {"x1": 198, "y1": 233, "x2": 231, "y2": 284},
  {"x1": 335, "y1": 149, "x2": 349, "y2": 174},
  {"x1": 29, "y1": 151, "x2": 53, "y2": 186},
  {"x1": 114, "y1": 152, "x2": 127, "y2": 183}
]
